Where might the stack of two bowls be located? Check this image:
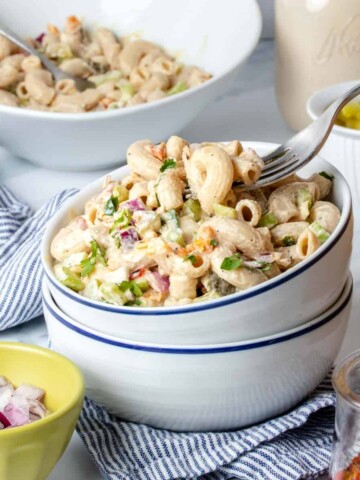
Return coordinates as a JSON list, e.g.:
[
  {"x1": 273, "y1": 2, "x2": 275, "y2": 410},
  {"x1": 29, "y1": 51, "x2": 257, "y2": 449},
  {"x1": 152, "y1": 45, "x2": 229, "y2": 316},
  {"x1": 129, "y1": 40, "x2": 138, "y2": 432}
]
[{"x1": 41, "y1": 143, "x2": 354, "y2": 432}]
